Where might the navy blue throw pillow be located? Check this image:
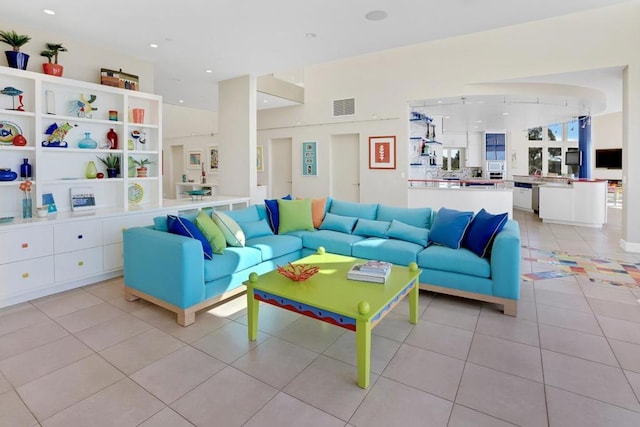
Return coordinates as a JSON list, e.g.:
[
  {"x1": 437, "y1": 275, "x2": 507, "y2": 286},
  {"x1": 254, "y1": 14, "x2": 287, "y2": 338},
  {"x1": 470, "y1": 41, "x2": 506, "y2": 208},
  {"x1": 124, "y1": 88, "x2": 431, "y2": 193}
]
[
  {"x1": 167, "y1": 215, "x2": 213, "y2": 260},
  {"x1": 462, "y1": 209, "x2": 508, "y2": 257},
  {"x1": 264, "y1": 194, "x2": 292, "y2": 234}
]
